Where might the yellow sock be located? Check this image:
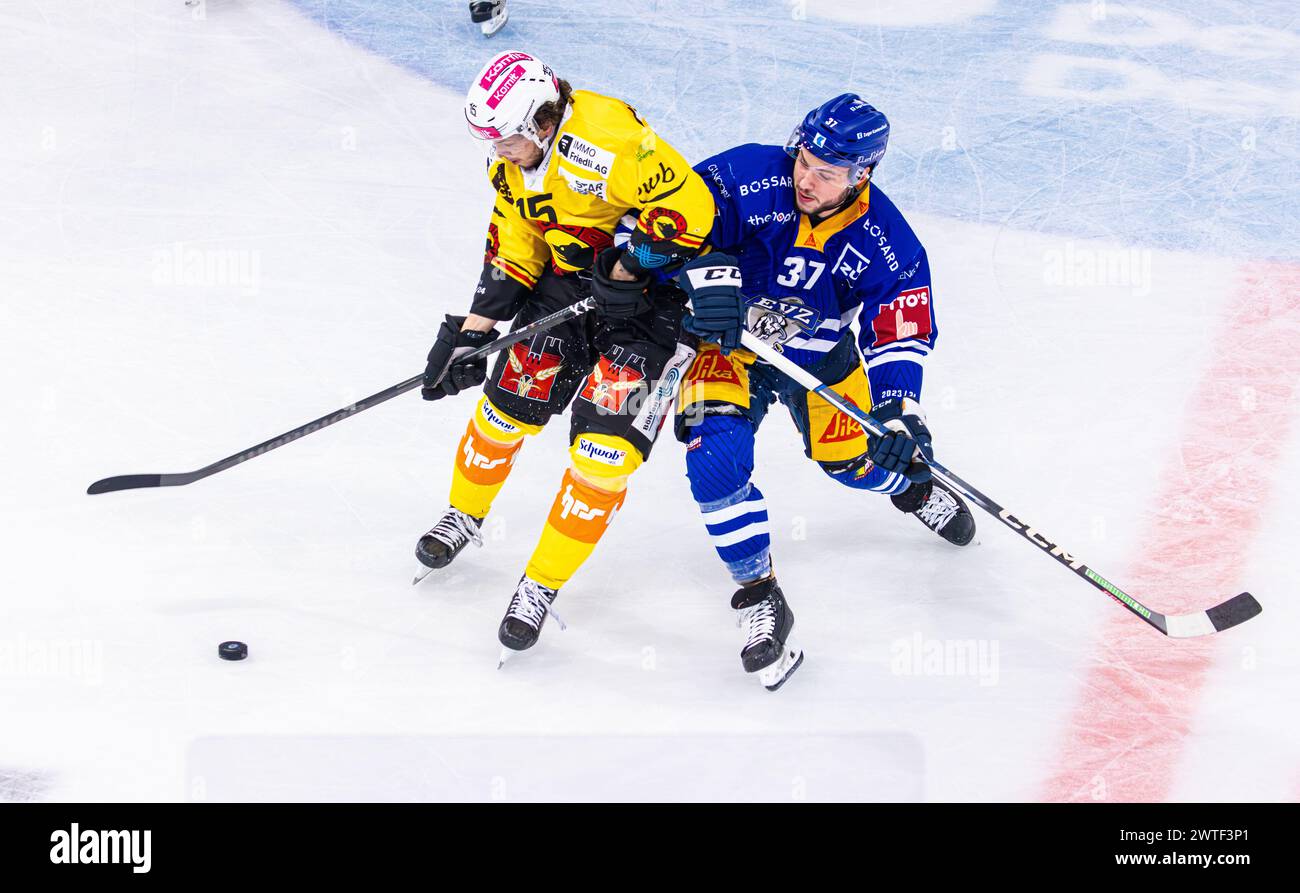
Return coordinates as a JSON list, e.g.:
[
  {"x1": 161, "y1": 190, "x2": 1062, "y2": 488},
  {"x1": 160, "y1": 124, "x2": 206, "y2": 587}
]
[
  {"x1": 447, "y1": 397, "x2": 540, "y2": 519},
  {"x1": 524, "y1": 433, "x2": 643, "y2": 590}
]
